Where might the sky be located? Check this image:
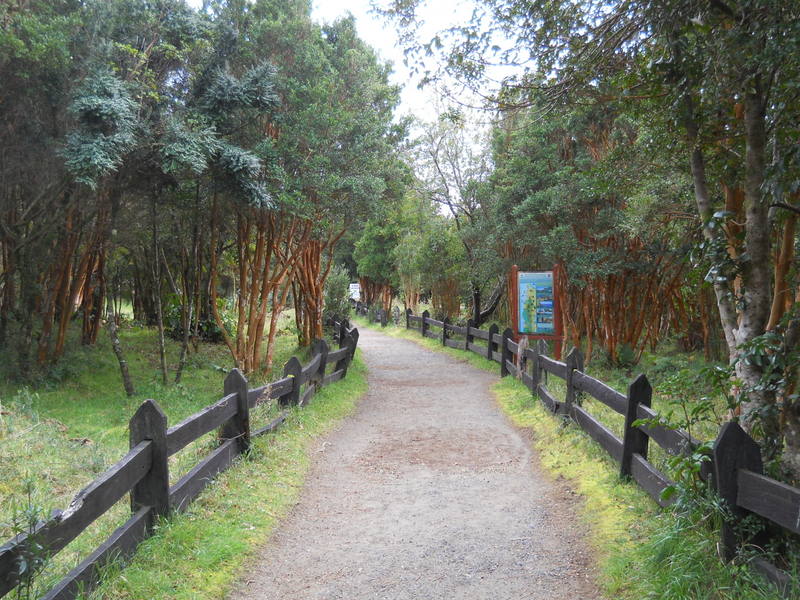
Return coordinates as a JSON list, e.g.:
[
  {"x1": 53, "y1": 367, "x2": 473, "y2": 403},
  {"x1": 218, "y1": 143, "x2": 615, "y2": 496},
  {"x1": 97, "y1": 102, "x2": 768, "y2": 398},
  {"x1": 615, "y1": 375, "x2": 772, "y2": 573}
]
[{"x1": 310, "y1": 1, "x2": 478, "y2": 122}]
